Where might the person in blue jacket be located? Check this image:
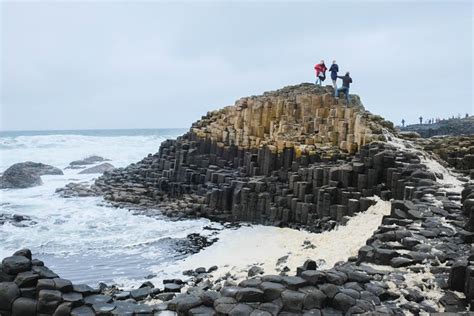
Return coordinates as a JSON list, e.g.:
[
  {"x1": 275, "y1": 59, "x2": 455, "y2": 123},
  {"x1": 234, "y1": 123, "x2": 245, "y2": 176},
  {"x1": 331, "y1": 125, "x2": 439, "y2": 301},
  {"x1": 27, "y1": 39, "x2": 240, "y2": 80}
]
[{"x1": 328, "y1": 60, "x2": 339, "y2": 90}]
